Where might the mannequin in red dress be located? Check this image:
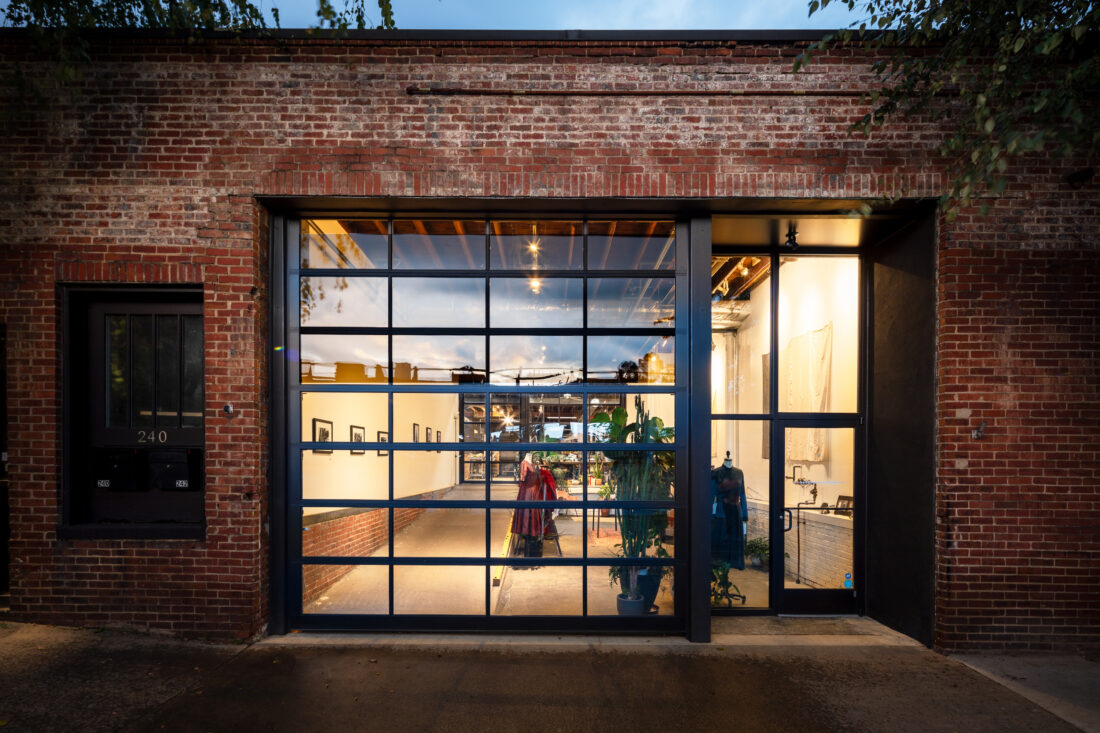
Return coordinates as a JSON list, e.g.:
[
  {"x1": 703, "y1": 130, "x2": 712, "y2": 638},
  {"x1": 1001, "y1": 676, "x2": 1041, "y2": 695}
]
[{"x1": 511, "y1": 453, "x2": 558, "y2": 556}]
